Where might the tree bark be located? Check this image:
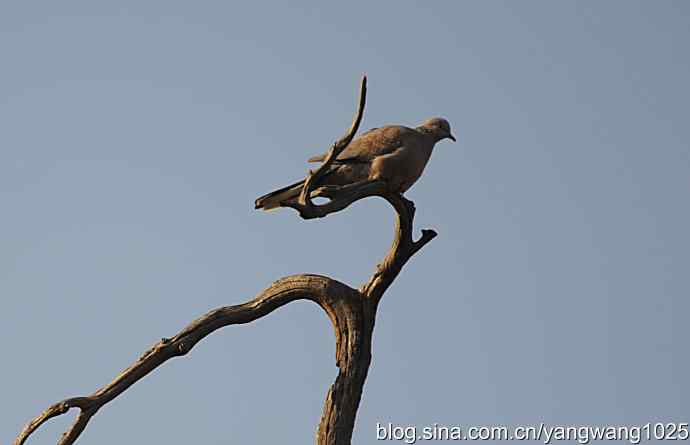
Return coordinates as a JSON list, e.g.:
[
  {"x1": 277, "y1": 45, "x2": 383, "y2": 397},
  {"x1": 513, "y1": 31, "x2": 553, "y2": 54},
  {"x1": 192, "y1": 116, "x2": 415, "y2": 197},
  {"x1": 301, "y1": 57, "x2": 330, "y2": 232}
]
[{"x1": 13, "y1": 76, "x2": 437, "y2": 445}]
